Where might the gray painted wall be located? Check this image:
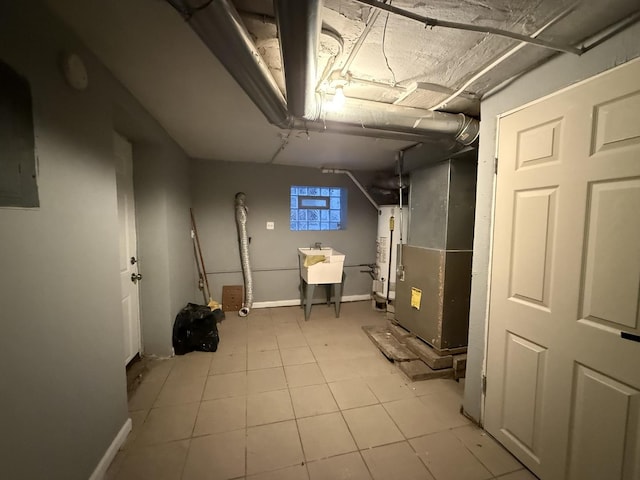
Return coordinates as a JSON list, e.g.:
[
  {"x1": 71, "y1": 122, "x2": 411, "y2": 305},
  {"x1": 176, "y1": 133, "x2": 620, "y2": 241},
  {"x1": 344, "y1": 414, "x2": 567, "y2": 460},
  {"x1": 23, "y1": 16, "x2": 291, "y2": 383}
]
[
  {"x1": 463, "y1": 22, "x2": 640, "y2": 424},
  {"x1": 133, "y1": 143, "x2": 194, "y2": 356},
  {"x1": 0, "y1": 2, "x2": 194, "y2": 478},
  {"x1": 190, "y1": 159, "x2": 378, "y2": 305}
]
